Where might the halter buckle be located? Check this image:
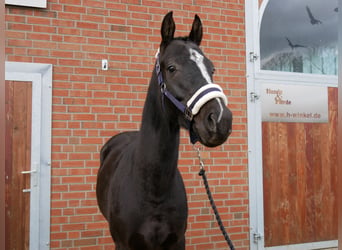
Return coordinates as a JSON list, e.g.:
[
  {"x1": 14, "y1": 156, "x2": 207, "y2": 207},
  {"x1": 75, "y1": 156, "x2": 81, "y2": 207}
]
[
  {"x1": 160, "y1": 82, "x2": 166, "y2": 94},
  {"x1": 184, "y1": 107, "x2": 193, "y2": 121}
]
